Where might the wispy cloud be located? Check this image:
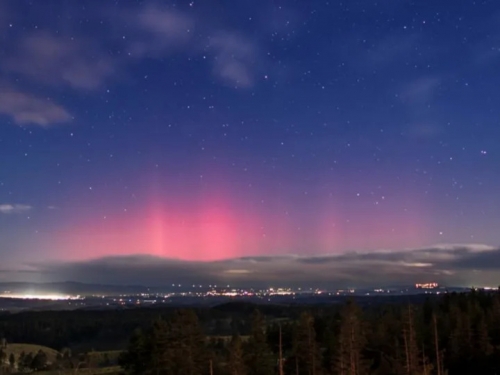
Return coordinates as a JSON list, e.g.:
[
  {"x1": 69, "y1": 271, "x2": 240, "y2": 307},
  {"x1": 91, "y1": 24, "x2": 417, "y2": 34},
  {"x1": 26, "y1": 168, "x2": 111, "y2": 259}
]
[
  {"x1": 208, "y1": 32, "x2": 258, "y2": 88},
  {"x1": 406, "y1": 122, "x2": 443, "y2": 140},
  {"x1": 341, "y1": 32, "x2": 423, "y2": 73},
  {"x1": 0, "y1": 204, "x2": 32, "y2": 214},
  {"x1": 121, "y1": 5, "x2": 259, "y2": 87},
  {"x1": 0, "y1": 2, "x2": 266, "y2": 129},
  {"x1": 475, "y1": 44, "x2": 500, "y2": 65},
  {"x1": 3, "y1": 32, "x2": 115, "y2": 90},
  {"x1": 30, "y1": 244, "x2": 500, "y2": 288},
  {"x1": 3, "y1": 3, "x2": 262, "y2": 98},
  {"x1": 470, "y1": 11, "x2": 500, "y2": 66},
  {"x1": 399, "y1": 76, "x2": 442, "y2": 139},
  {"x1": 367, "y1": 34, "x2": 422, "y2": 66},
  {"x1": 124, "y1": 4, "x2": 194, "y2": 57},
  {"x1": 400, "y1": 76, "x2": 441, "y2": 105},
  {"x1": 0, "y1": 88, "x2": 71, "y2": 127}
]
